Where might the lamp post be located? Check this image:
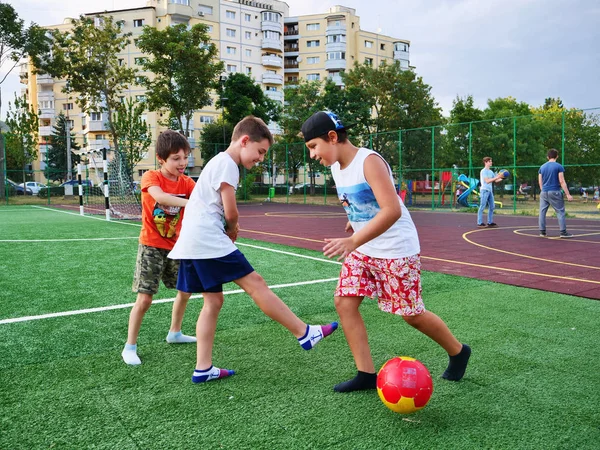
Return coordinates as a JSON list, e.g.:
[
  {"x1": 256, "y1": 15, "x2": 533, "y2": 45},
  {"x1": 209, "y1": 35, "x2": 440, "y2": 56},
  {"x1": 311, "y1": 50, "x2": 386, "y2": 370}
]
[{"x1": 219, "y1": 75, "x2": 228, "y2": 148}]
